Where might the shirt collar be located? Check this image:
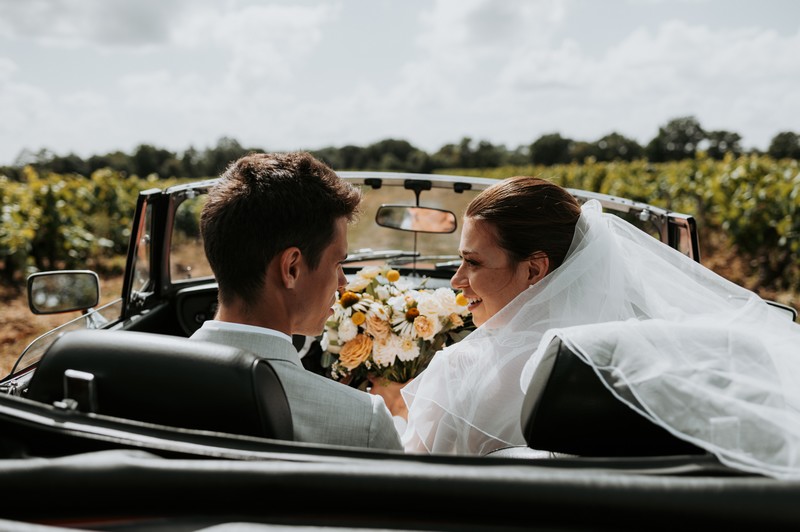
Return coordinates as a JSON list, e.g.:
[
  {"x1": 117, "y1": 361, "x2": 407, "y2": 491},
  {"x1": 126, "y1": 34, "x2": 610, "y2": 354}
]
[{"x1": 199, "y1": 320, "x2": 293, "y2": 344}]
